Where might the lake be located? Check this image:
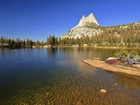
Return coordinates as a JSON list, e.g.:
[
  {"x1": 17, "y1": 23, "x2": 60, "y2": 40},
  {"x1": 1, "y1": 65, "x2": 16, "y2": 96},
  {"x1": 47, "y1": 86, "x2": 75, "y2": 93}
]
[{"x1": 0, "y1": 47, "x2": 140, "y2": 105}]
